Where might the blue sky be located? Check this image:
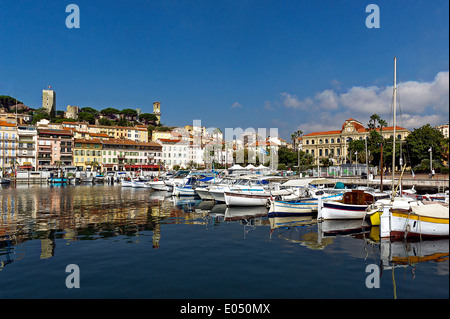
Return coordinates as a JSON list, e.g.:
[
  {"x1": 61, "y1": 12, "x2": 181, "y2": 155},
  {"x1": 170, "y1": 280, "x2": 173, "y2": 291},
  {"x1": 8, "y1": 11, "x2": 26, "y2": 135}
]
[{"x1": 1, "y1": 0, "x2": 448, "y2": 140}]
